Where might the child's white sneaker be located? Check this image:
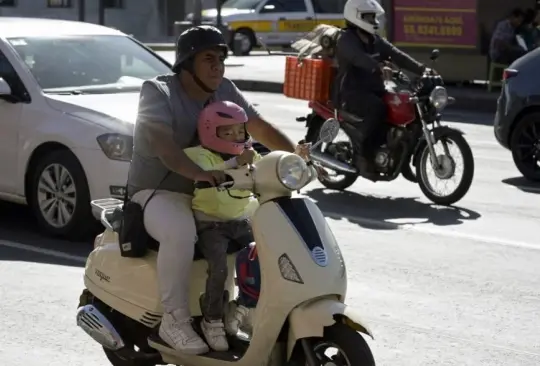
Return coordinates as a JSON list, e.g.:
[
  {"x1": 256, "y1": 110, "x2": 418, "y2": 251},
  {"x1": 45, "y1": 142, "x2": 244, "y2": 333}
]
[
  {"x1": 225, "y1": 301, "x2": 253, "y2": 335},
  {"x1": 201, "y1": 318, "x2": 229, "y2": 352}
]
